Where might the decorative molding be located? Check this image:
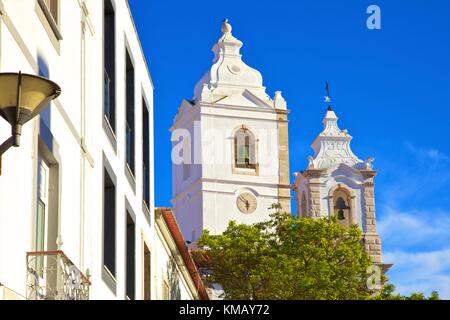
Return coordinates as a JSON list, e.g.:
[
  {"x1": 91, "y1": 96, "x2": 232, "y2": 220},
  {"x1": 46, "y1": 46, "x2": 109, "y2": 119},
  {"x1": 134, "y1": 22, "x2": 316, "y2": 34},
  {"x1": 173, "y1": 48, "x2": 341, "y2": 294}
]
[
  {"x1": 201, "y1": 101, "x2": 288, "y2": 115},
  {"x1": 193, "y1": 20, "x2": 265, "y2": 102},
  {"x1": 308, "y1": 109, "x2": 364, "y2": 170}
]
